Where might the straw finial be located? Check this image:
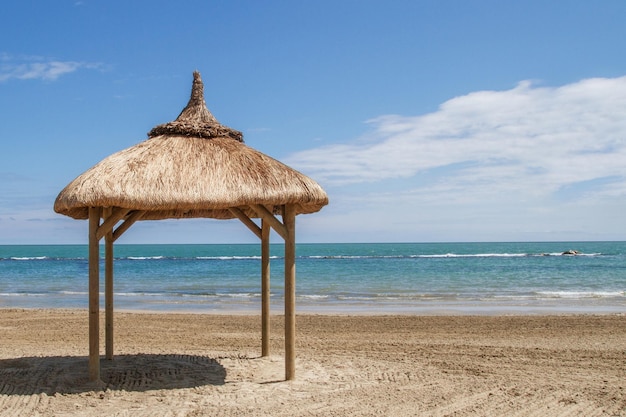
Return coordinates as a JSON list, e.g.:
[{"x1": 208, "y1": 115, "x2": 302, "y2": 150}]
[
  {"x1": 148, "y1": 71, "x2": 243, "y2": 142},
  {"x1": 190, "y1": 70, "x2": 204, "y2": 102}
]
